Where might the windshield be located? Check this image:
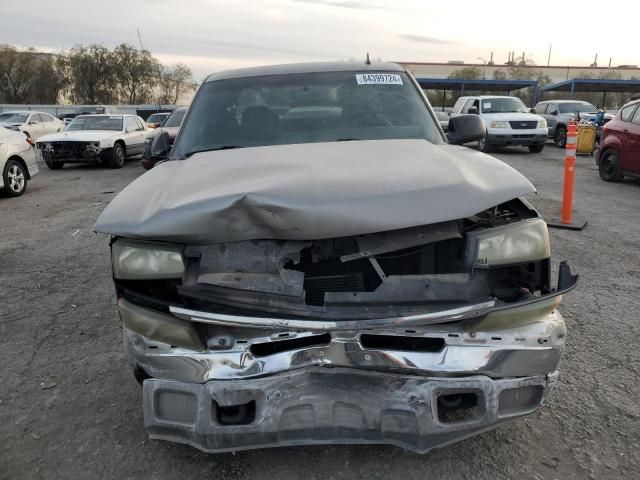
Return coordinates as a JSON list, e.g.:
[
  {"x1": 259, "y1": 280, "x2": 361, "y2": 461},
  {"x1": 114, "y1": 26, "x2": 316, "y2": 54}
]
[
  {"x1": 66, "y1": 116, "x2": 123, "y2": 131},
  {"x1": 559, "y1": 103, "x2": 597, "y2": 114},
  {"x1": 147, "y1": 113, "x2": 168, "y2": 123},
  {"x1": 172, "y1": 71, "x2": 440, "y2": 158},
  {"x1": 164, "y1": 109, "x2": 186, "y2": 128},
  {"x1": 0, "y1": 113, "x2": 28, "y2": 124},
  {"x1": 481, "y1": 98, "x2": 528, "y2": 114}
]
